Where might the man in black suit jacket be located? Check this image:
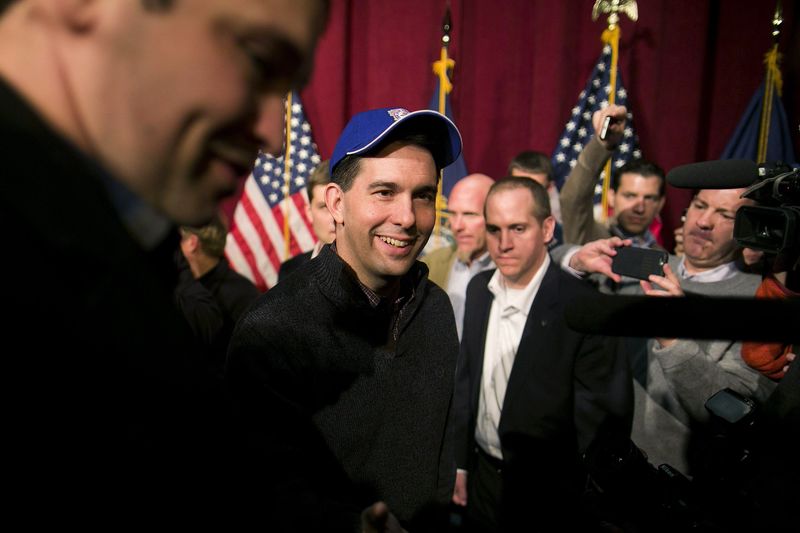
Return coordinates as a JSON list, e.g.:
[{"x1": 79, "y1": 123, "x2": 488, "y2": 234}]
[{"x1": 452, "y1": 177, "x2": 632, "y2": 532}]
